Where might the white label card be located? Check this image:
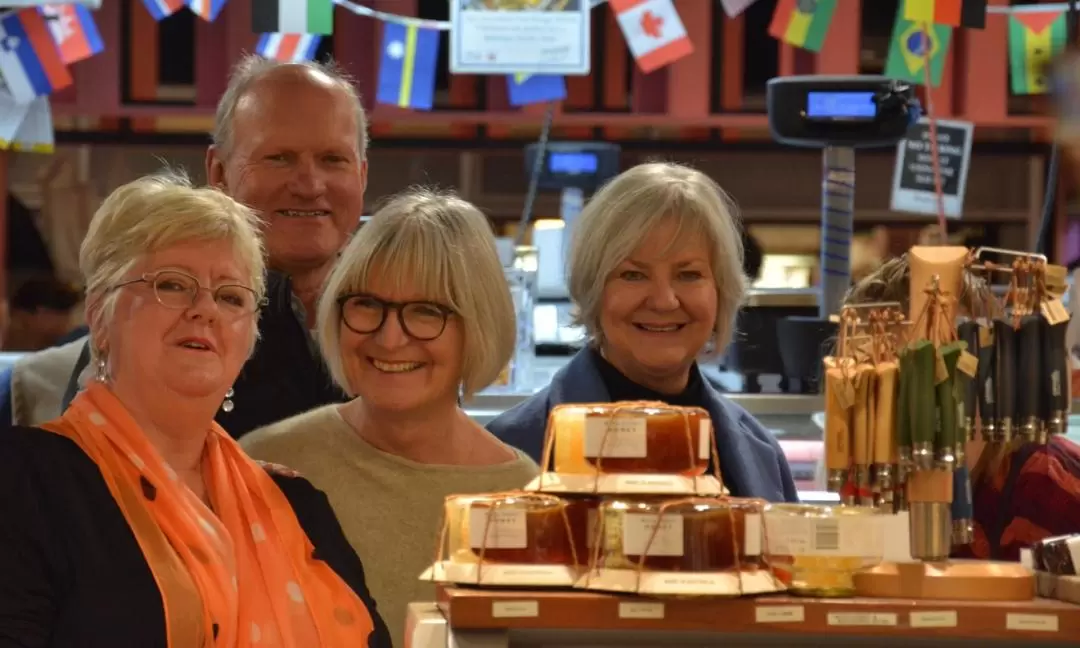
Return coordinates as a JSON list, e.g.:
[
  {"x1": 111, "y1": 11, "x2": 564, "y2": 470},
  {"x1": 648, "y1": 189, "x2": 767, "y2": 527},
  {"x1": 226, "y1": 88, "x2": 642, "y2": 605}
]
[
  {"x1": 469, "y1": 507, "x2": 528, "y2": 550},
  {"x1": 622, "y1": 513, "x2": 684, "y2": 556},
  {"x1": 756, "y1": 605, "x2": 804, "y2": 623},
  {"x1": 764, "y1": 513, "x2": 883, "y2": 557},
  {"x1": 698, "y1": 419, "x2": 712, "y2": 460},
  {"x1": 827, "y1": 612, "x2": 897, "y2": 627},
  {"x1": 743, "y1": 513, "x2": 762, "y2": 556},
  {"x1": 1006, "y1": 613, "x2": 1059, "y2": 632},
  {"x1": 584, "y1": 416, "x2": 647, "y2": 458},
  {"x1": 909, "y1": 611, "x2": 957, "y2": 628},
  {"x1": 491, "y1": 601, "x2": 538, "y2": 618},
  {"x1": 619, "y1": 602, "x2": 664, "y2": 619}
]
